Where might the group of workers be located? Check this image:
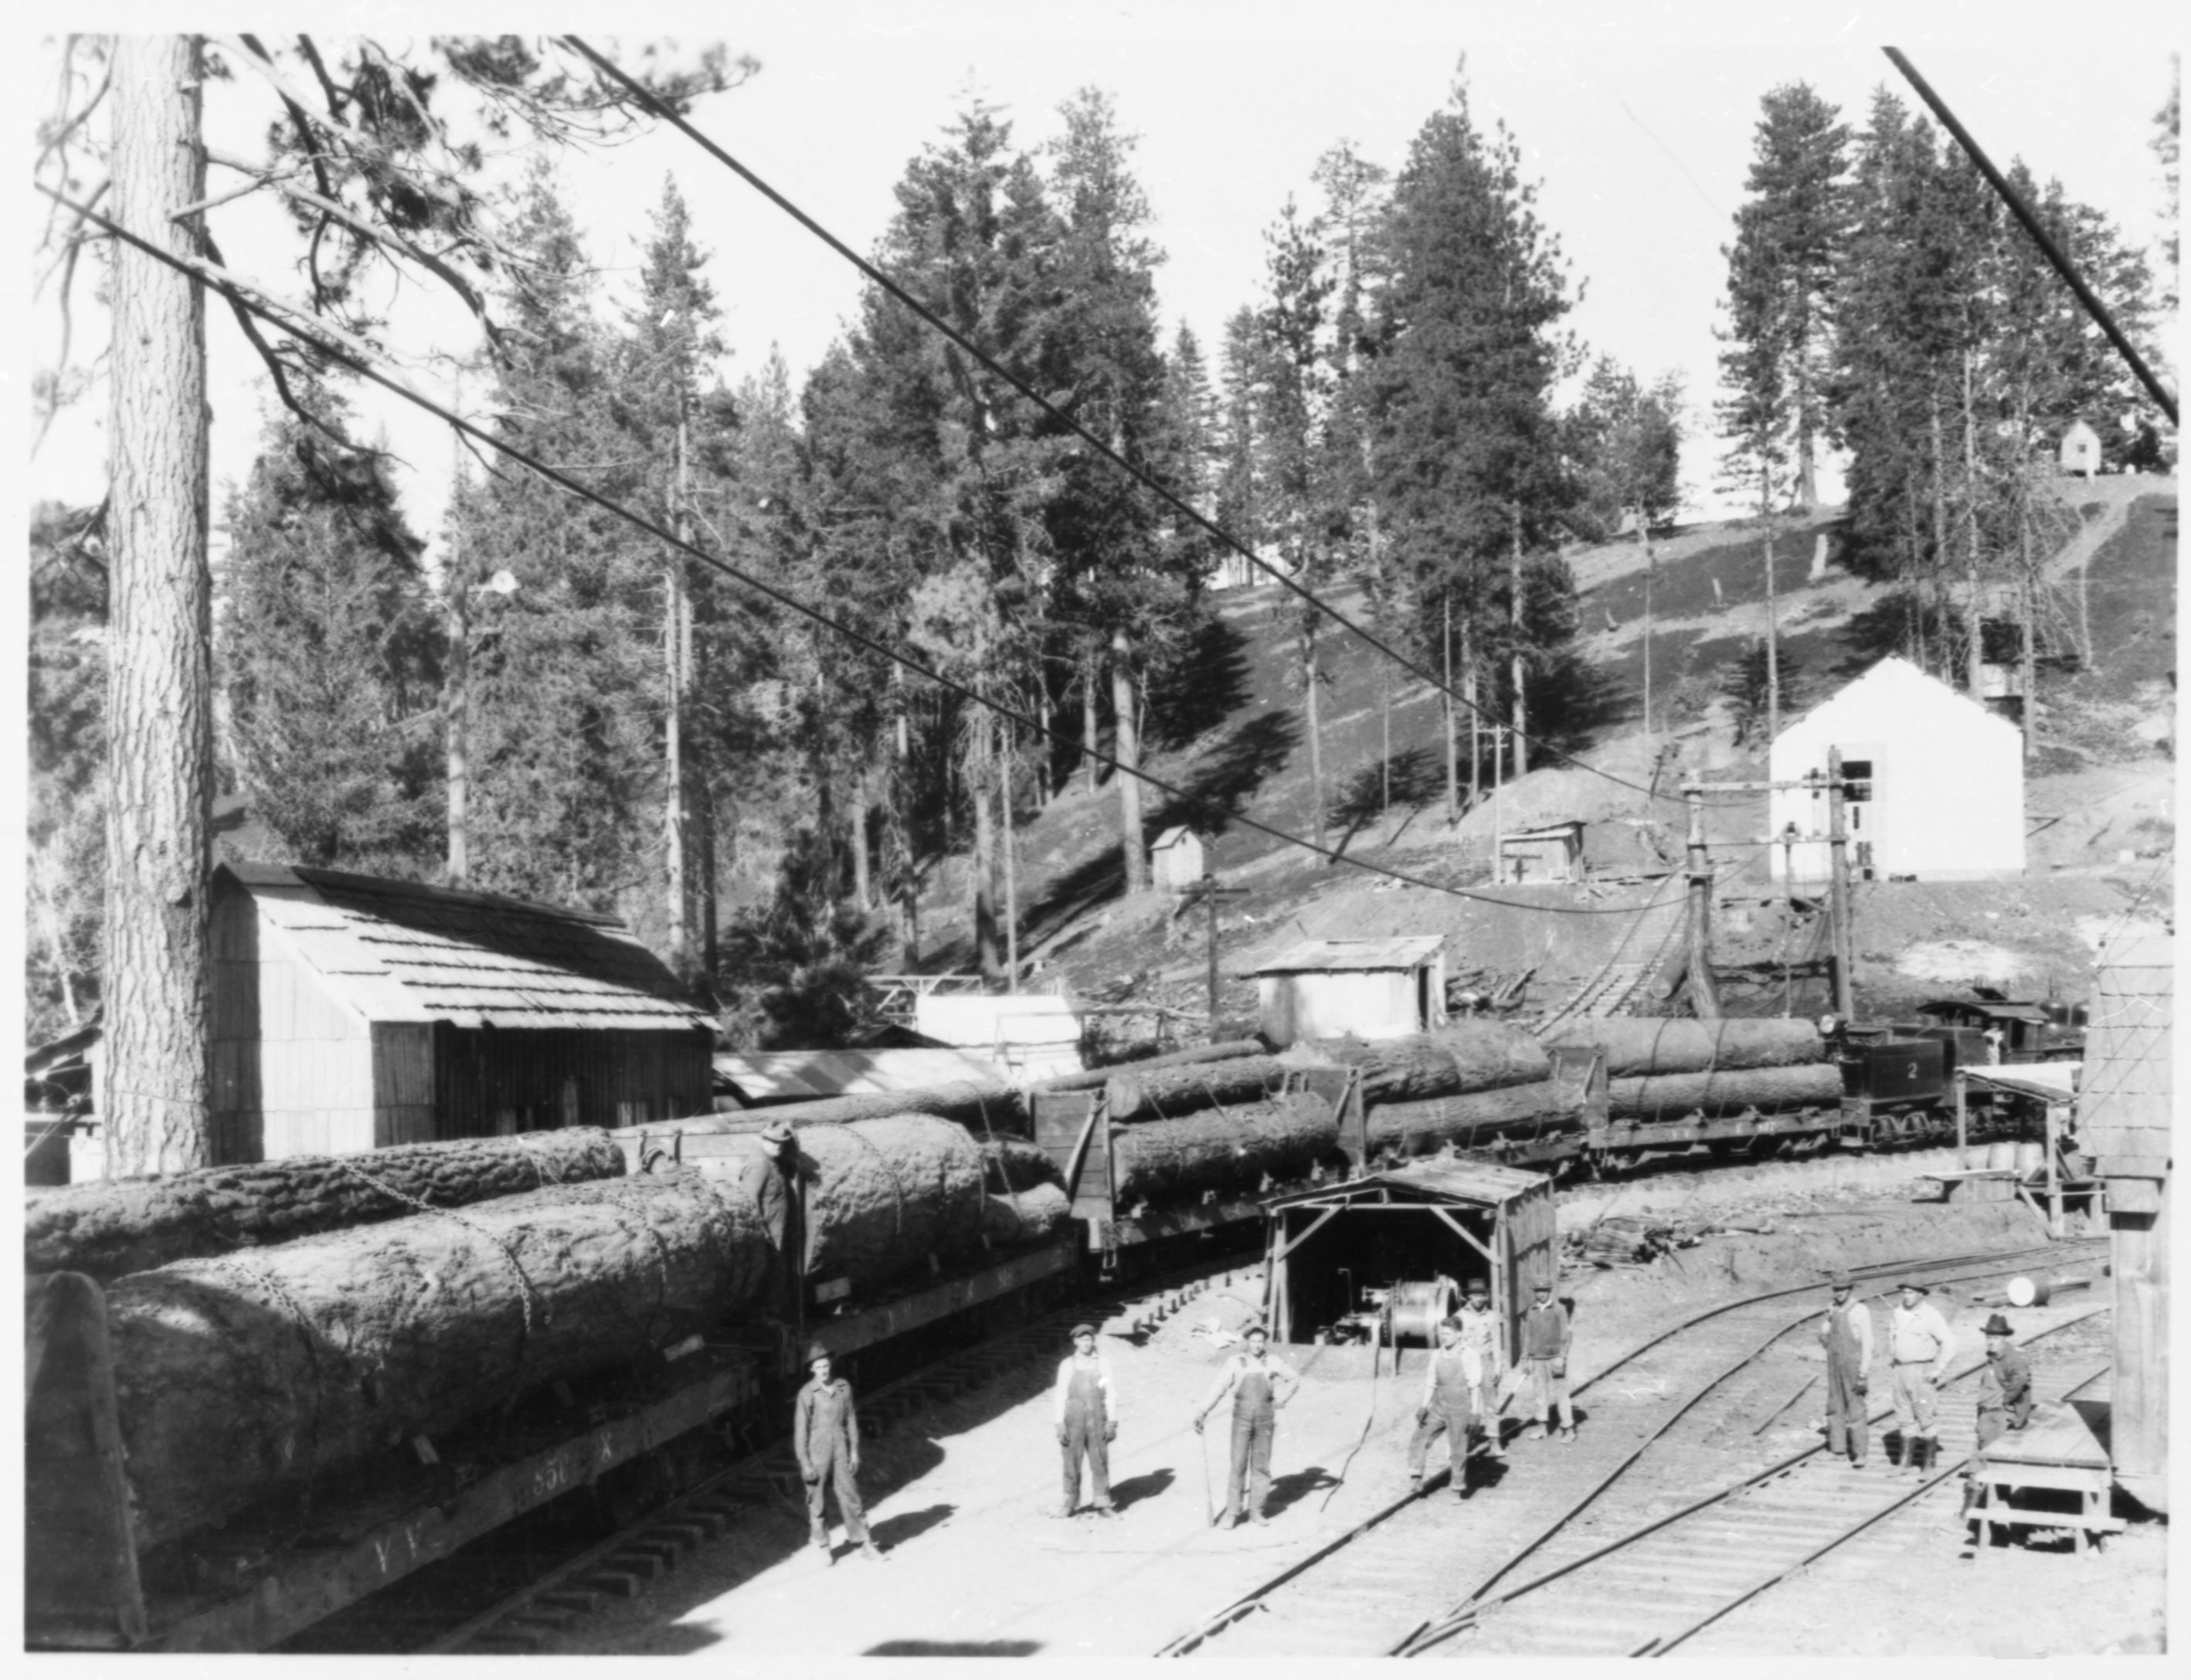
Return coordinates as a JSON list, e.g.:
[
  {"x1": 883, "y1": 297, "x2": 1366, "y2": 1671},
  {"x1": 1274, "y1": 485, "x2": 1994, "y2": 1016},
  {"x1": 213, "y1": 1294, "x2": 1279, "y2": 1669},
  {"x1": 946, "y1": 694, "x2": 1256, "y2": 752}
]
[
  {"x1": 1818, "y1": 1274, "x2": 2035, "y2": 1514},
  {"x1": 797, "y1": 1271, "x2": 2036, "y2": 1560}
]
